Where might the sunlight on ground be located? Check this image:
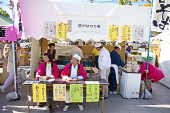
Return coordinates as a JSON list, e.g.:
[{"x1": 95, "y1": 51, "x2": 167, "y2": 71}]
[
  {"x1": 2, "y1": 105, "x2": 47, "y2": 110},
  {"x1": 138, "y1": 104, "x2": 170, "y2": 109}
]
